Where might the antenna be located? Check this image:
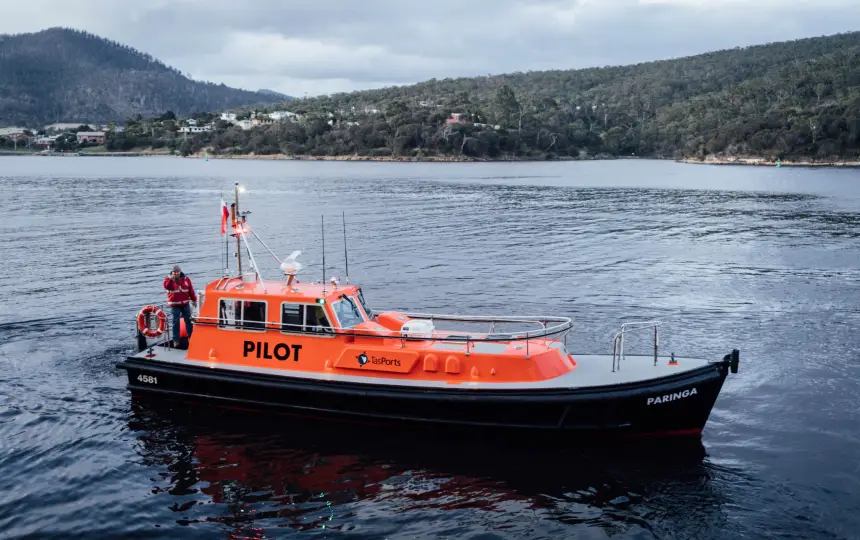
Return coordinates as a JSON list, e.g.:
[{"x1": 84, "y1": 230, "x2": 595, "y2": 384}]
[
  {"x1": 342, "y1": 211, "x2": 349, "y2": 283},
  {"x1": 321, "y1": 214, "x2": 326, "y2": 295},
  {"x1": 233, "y1": 182, "x2": 242, "y2": 275}
]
